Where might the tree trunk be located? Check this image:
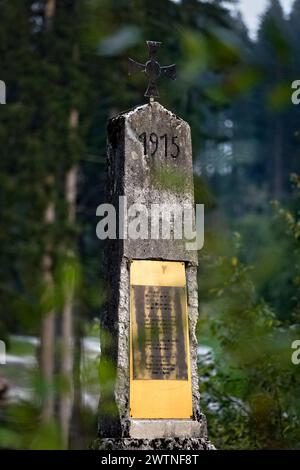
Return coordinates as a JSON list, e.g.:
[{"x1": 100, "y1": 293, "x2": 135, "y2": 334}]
[
  {"x1": 40, "y1": 0, "x2": 56, "y2": 425},
  {"x1": 273, "y1": 65, "x2": 284, "y2": 200},
  {"x1": 45, "y1": 0, "x2": 56, "y2": 24},
  {"x1": 41, "y1": 200, "x2": 55, "y2": 423},
  {"x1": 273, "y1": 117, "x2": 283, "y2": 199},
  {"x1": 59, "y1": 108, "x2": 79, "y2": 447}
]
